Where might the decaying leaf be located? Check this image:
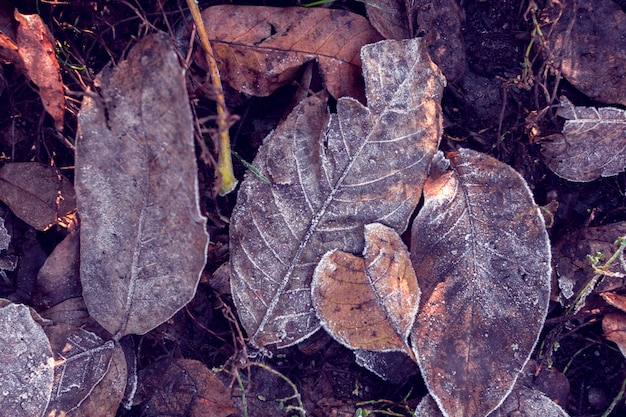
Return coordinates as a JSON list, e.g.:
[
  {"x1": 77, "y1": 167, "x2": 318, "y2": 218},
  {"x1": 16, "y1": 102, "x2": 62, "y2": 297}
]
[
  {"x1": 135, "y1": 358, "x2": 237, "y2": 417},
  {"x1": 601, "y1": 292, "x2": 626, "y2": 313},
  {"x1": 365, "y1": 0, "x2": 413, "y2": 40},
  {"x1": 553, "y1": 222, "x2": 626, "y2": 309},
  {"x1": 200, "y1": 5, "x2": 383, "y2": 103},
  {"x1": 415, "y1": 385, "x2": 570, "y2": 417},
  {"x1": 410, "y1": 149, "x2": 551, "y2": 417},
  {"x1": 230, "y1": 38, "x2": 444, "y2": 348},
  {"x1": 354, "y1": 349, "x2": 419, "y2": 385},
  {"x1": 541, "y1": 96, "x2": 626, "y2": 182},
  {"x1": 76, "y1": 32, "x2": 209, "y2": 338},
  {"x1": 602, "y1": 312, "x2": 626, "y2": 359},
  {"x1": 44, "y1": 324, "x2": 121, "y2": 415},
  {"x1": 0, "y1": 6, "x2": 65, "y2": 131},
  {"x1": 0, "y1": 216, "x2": 17, "y2": 272},
  {"x1": 0, "y1": 162, "x2": 76, "y2": 231},
  {"x1": 542, "y1": 0, "x2": 626, "y2": 106},
  {"x1": 312, "y1": 223, "x2": 419, "y2": 356},
  {"x1": 0, "y1": 302, "x2": 54, "y2": 417}
]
